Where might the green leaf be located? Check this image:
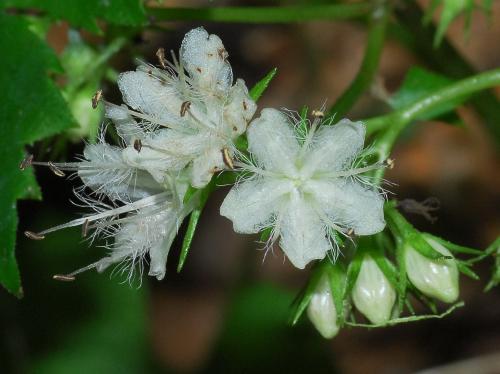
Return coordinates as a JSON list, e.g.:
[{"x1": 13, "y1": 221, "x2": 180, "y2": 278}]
[
  {"x1": 0, "y1": 13, "x2": 75, "y2": 296},
  {"x1": 3, "y1": 0, "x2": 146, "y2": 33},
  {"x1": 177, "y1": 181, "x2": 215, "y2": 273},
  {"x1": 389, "y1": 67, "x2": 463, "y2": 121},
  {"x1": 249, "y1": 67, "x2": 277, "y2": 101}
]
